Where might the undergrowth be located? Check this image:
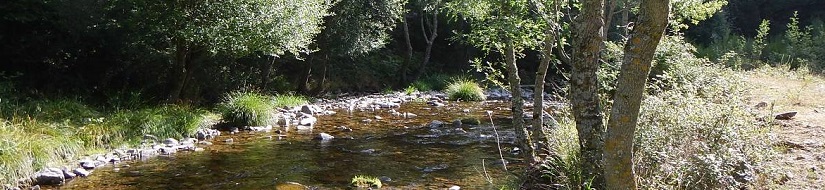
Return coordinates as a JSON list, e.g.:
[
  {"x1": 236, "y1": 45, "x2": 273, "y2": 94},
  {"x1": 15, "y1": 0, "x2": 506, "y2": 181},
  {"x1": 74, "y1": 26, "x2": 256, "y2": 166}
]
[
  {"x1": 218, "y1": 91, "x2": 277, "y2": 126},
  {"x1": 445, "y1": 78, "x2": 485, "y2": 101},
  {"x1": 539, "y1": 35, "x2": 775, "y2": 189}
]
